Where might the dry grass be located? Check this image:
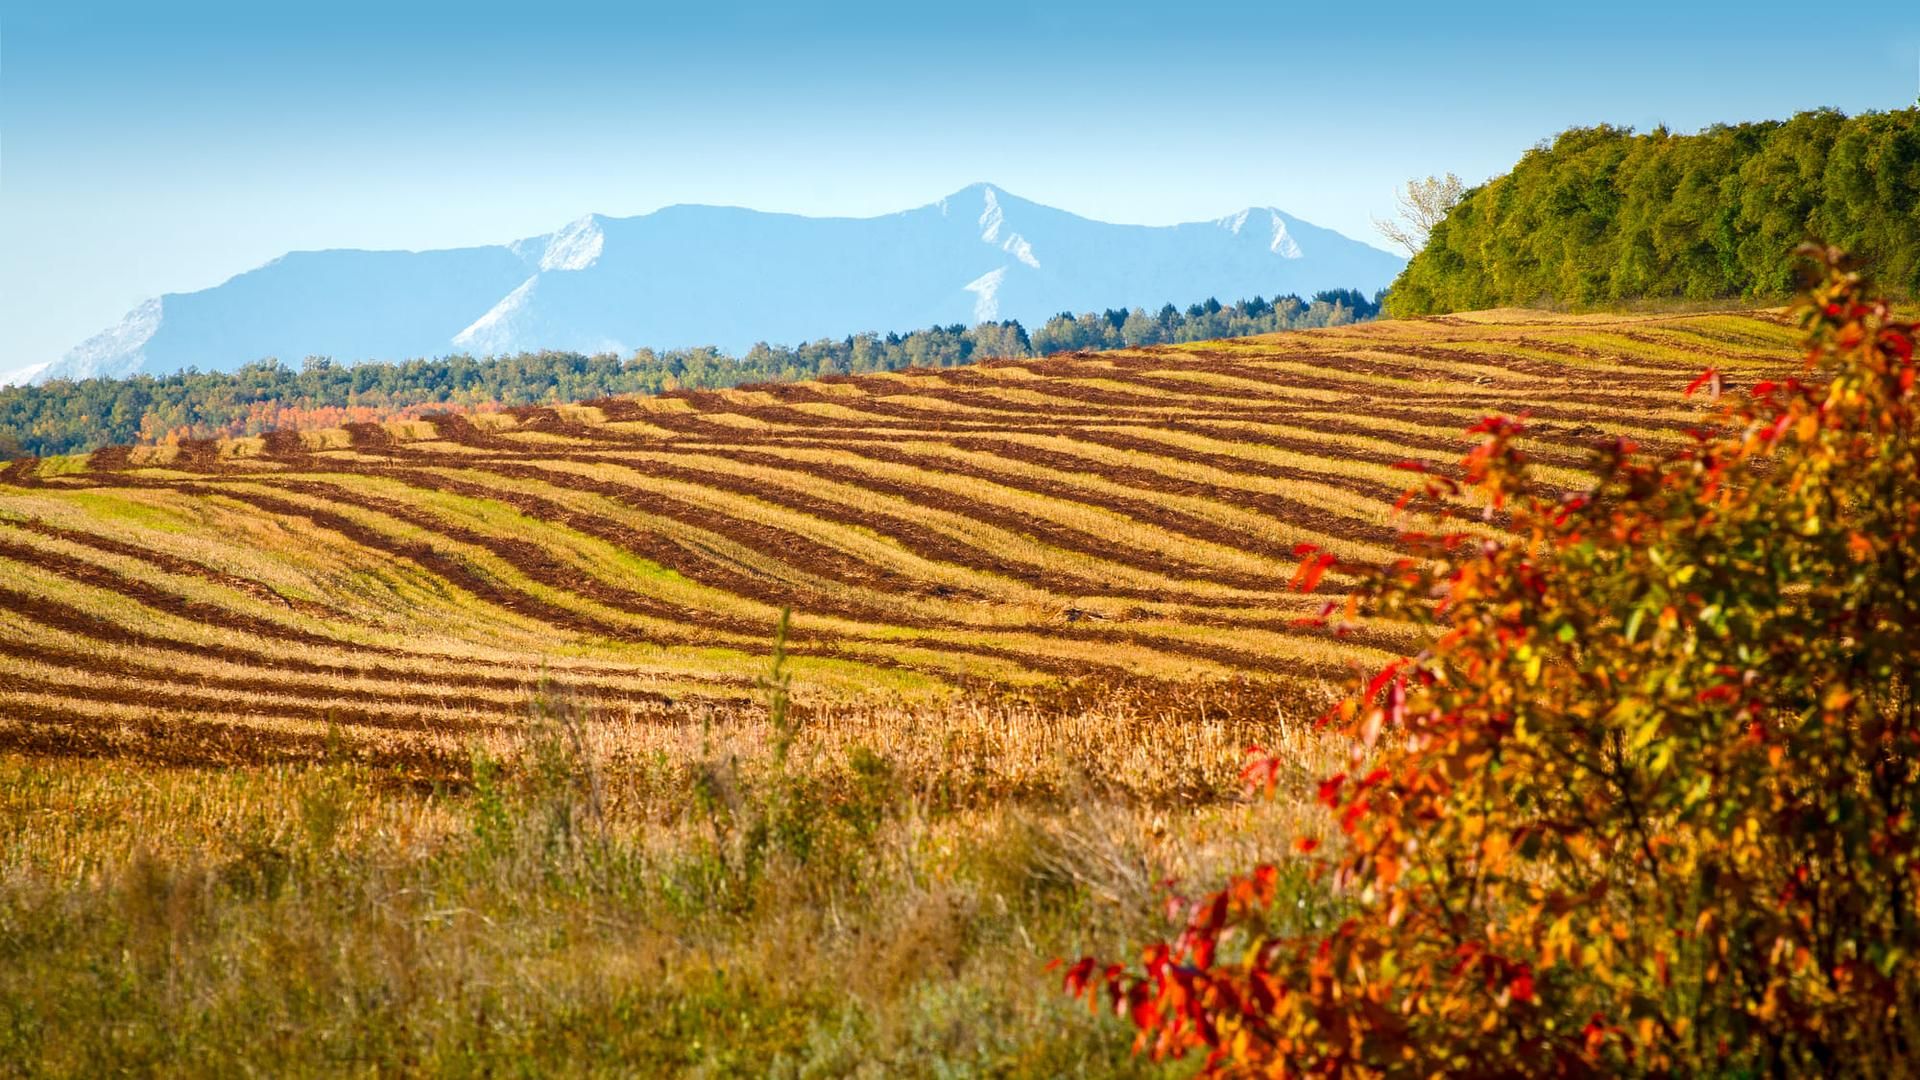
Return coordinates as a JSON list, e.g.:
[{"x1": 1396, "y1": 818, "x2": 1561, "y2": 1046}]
[{"x1": 0, "y1": 681, "x2": 1347, "y2": 1076}]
